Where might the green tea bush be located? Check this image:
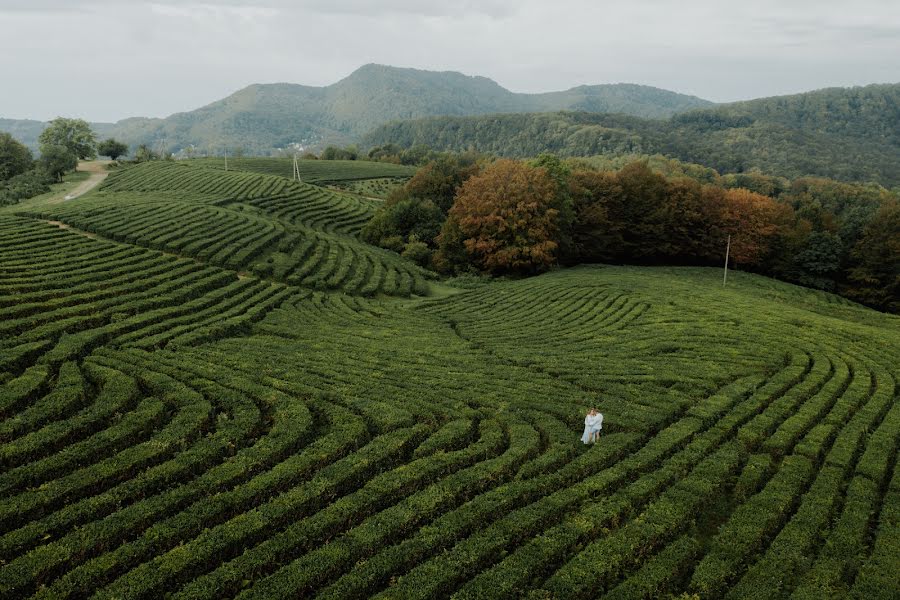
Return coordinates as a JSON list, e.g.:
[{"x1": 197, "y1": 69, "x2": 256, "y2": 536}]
[{"x1": 0, "y1": 172, "x2": 897, "y2": 599}]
